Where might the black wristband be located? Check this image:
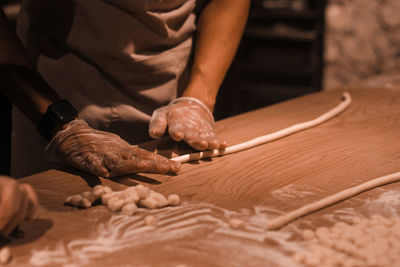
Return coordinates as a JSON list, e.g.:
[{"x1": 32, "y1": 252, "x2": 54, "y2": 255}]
[{"x1": 37, "y1": 100, "x2": 78, "y2": 141}]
